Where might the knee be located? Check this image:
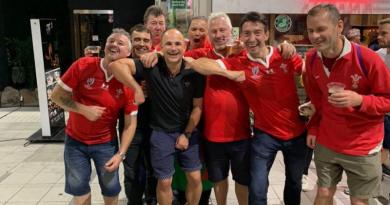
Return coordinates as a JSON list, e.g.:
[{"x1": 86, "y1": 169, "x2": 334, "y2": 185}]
[
  {"x1": 317, "y1": 187, "x2": 335, "y2": 198},
  {"x1": 186, "y1": 171, "x2": 202, "y2": 187},
  {"x1": 158, "y1": 178, "x2": 172, "y2": 191}
]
